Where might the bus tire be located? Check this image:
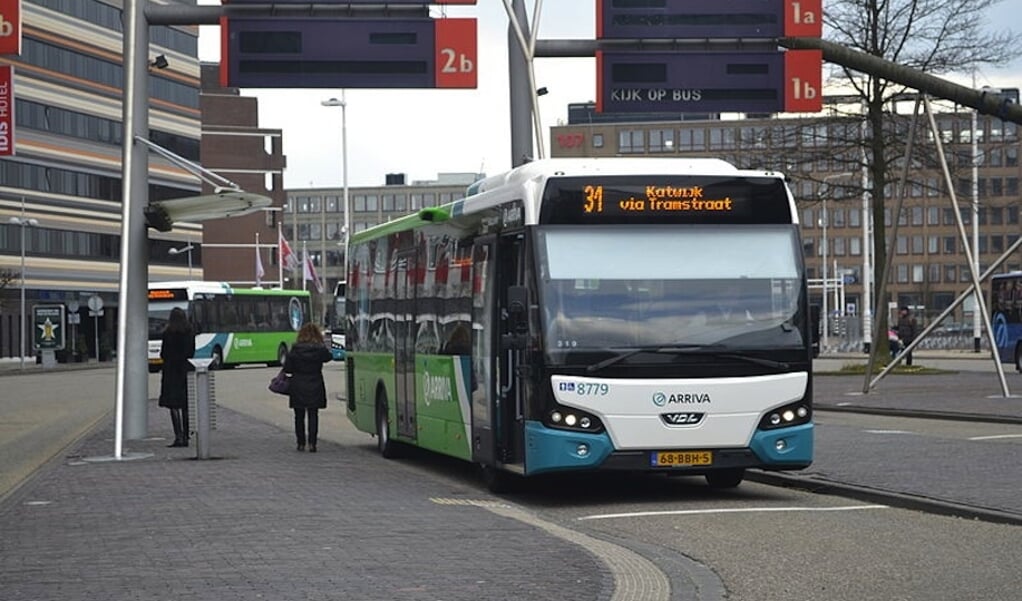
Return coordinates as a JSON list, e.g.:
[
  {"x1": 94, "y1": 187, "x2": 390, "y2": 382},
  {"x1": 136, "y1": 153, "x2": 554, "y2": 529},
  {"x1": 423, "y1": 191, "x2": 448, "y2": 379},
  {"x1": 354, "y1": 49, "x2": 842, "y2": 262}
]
[
  {"x1": 210, "y1": 346, "x2": 224, "y2": 370},
  {"x1": 271, "y1": 343, "x2": 287, "y2": 368},
  {"x1": 705, "y1": 468, "x2": 744, "y2": 489},
  {"x1": 480, "y1": 465, "x2": 517, "y2": 494},
  {"x1": 376, "y1": 394, "x2": 399, "y2": 459}
]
